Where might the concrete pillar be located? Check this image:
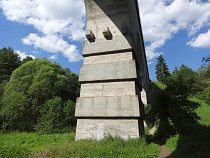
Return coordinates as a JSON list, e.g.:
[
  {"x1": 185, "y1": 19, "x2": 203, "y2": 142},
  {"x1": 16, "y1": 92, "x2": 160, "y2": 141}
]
[{"x1": 75, "y1": 0, "x2": 151, "y2": 140}]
